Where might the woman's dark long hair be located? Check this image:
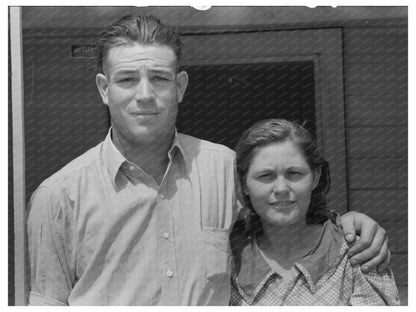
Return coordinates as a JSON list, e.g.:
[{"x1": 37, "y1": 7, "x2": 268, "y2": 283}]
[{"x1": 235, "y1": 119, "x2": 333, "y2": 238}]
